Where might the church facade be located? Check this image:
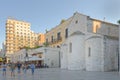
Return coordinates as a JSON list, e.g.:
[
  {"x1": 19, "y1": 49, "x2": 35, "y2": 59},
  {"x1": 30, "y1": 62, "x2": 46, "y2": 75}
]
[{"x1": 60, "y1": 12, "x2": 119, "y2": 71}]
